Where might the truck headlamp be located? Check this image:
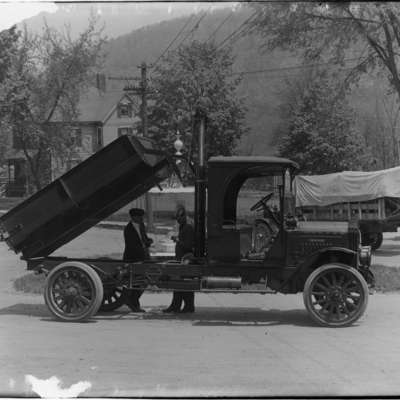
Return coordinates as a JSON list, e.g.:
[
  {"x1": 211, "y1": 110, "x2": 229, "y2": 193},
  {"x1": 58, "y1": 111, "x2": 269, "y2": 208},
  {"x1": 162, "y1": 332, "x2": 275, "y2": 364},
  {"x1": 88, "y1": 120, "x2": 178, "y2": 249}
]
[{"x1": 359, "y1": 246, "x2": 371, "y2": 267}]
